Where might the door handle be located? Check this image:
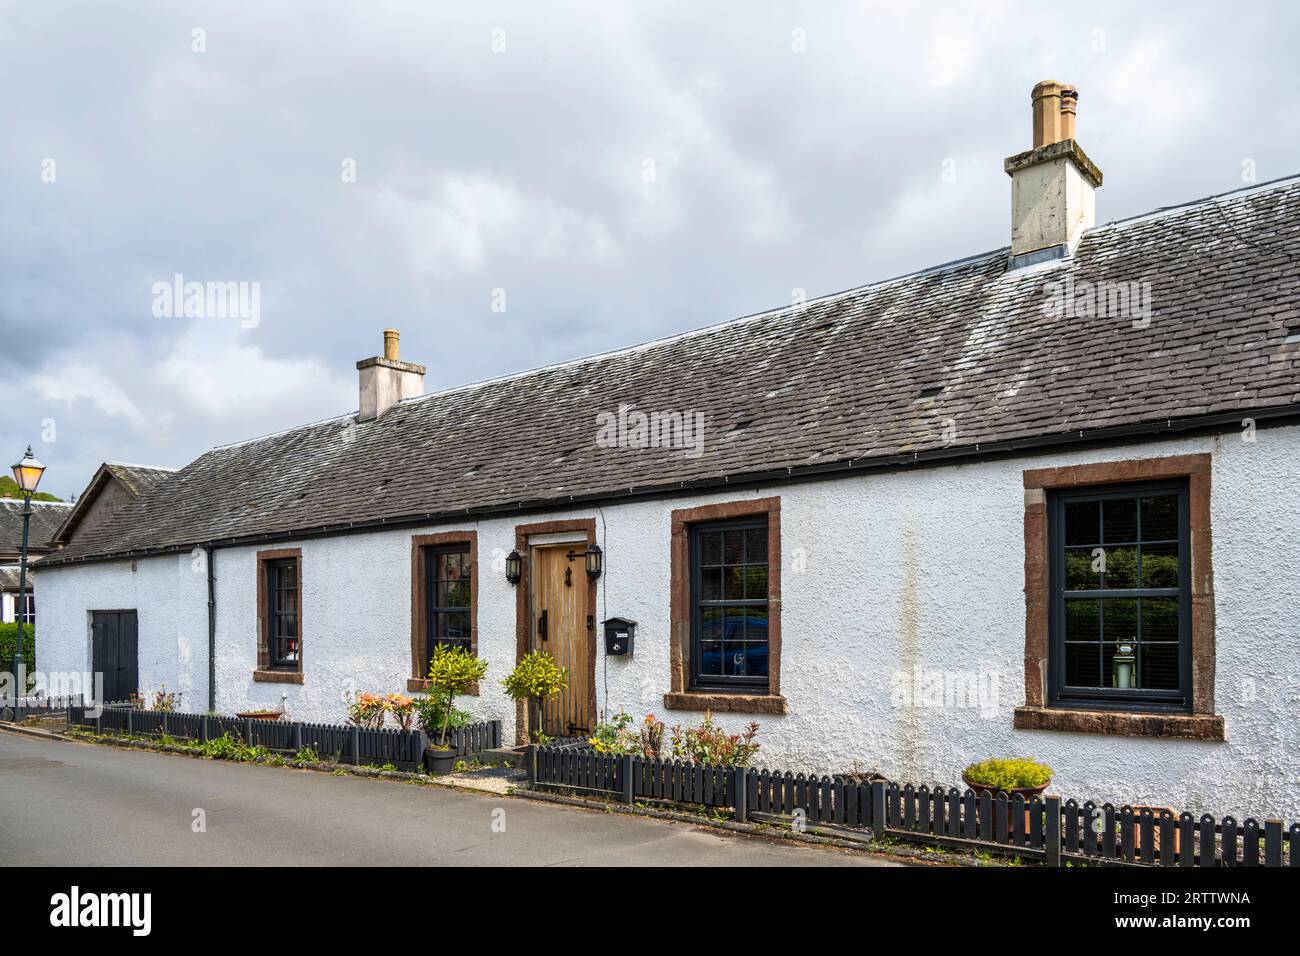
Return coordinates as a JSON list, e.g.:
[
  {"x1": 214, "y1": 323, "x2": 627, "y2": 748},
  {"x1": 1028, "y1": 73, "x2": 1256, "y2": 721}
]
[{"x1": 538, "y1": 609, "x2": 548, "y2": 642}]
